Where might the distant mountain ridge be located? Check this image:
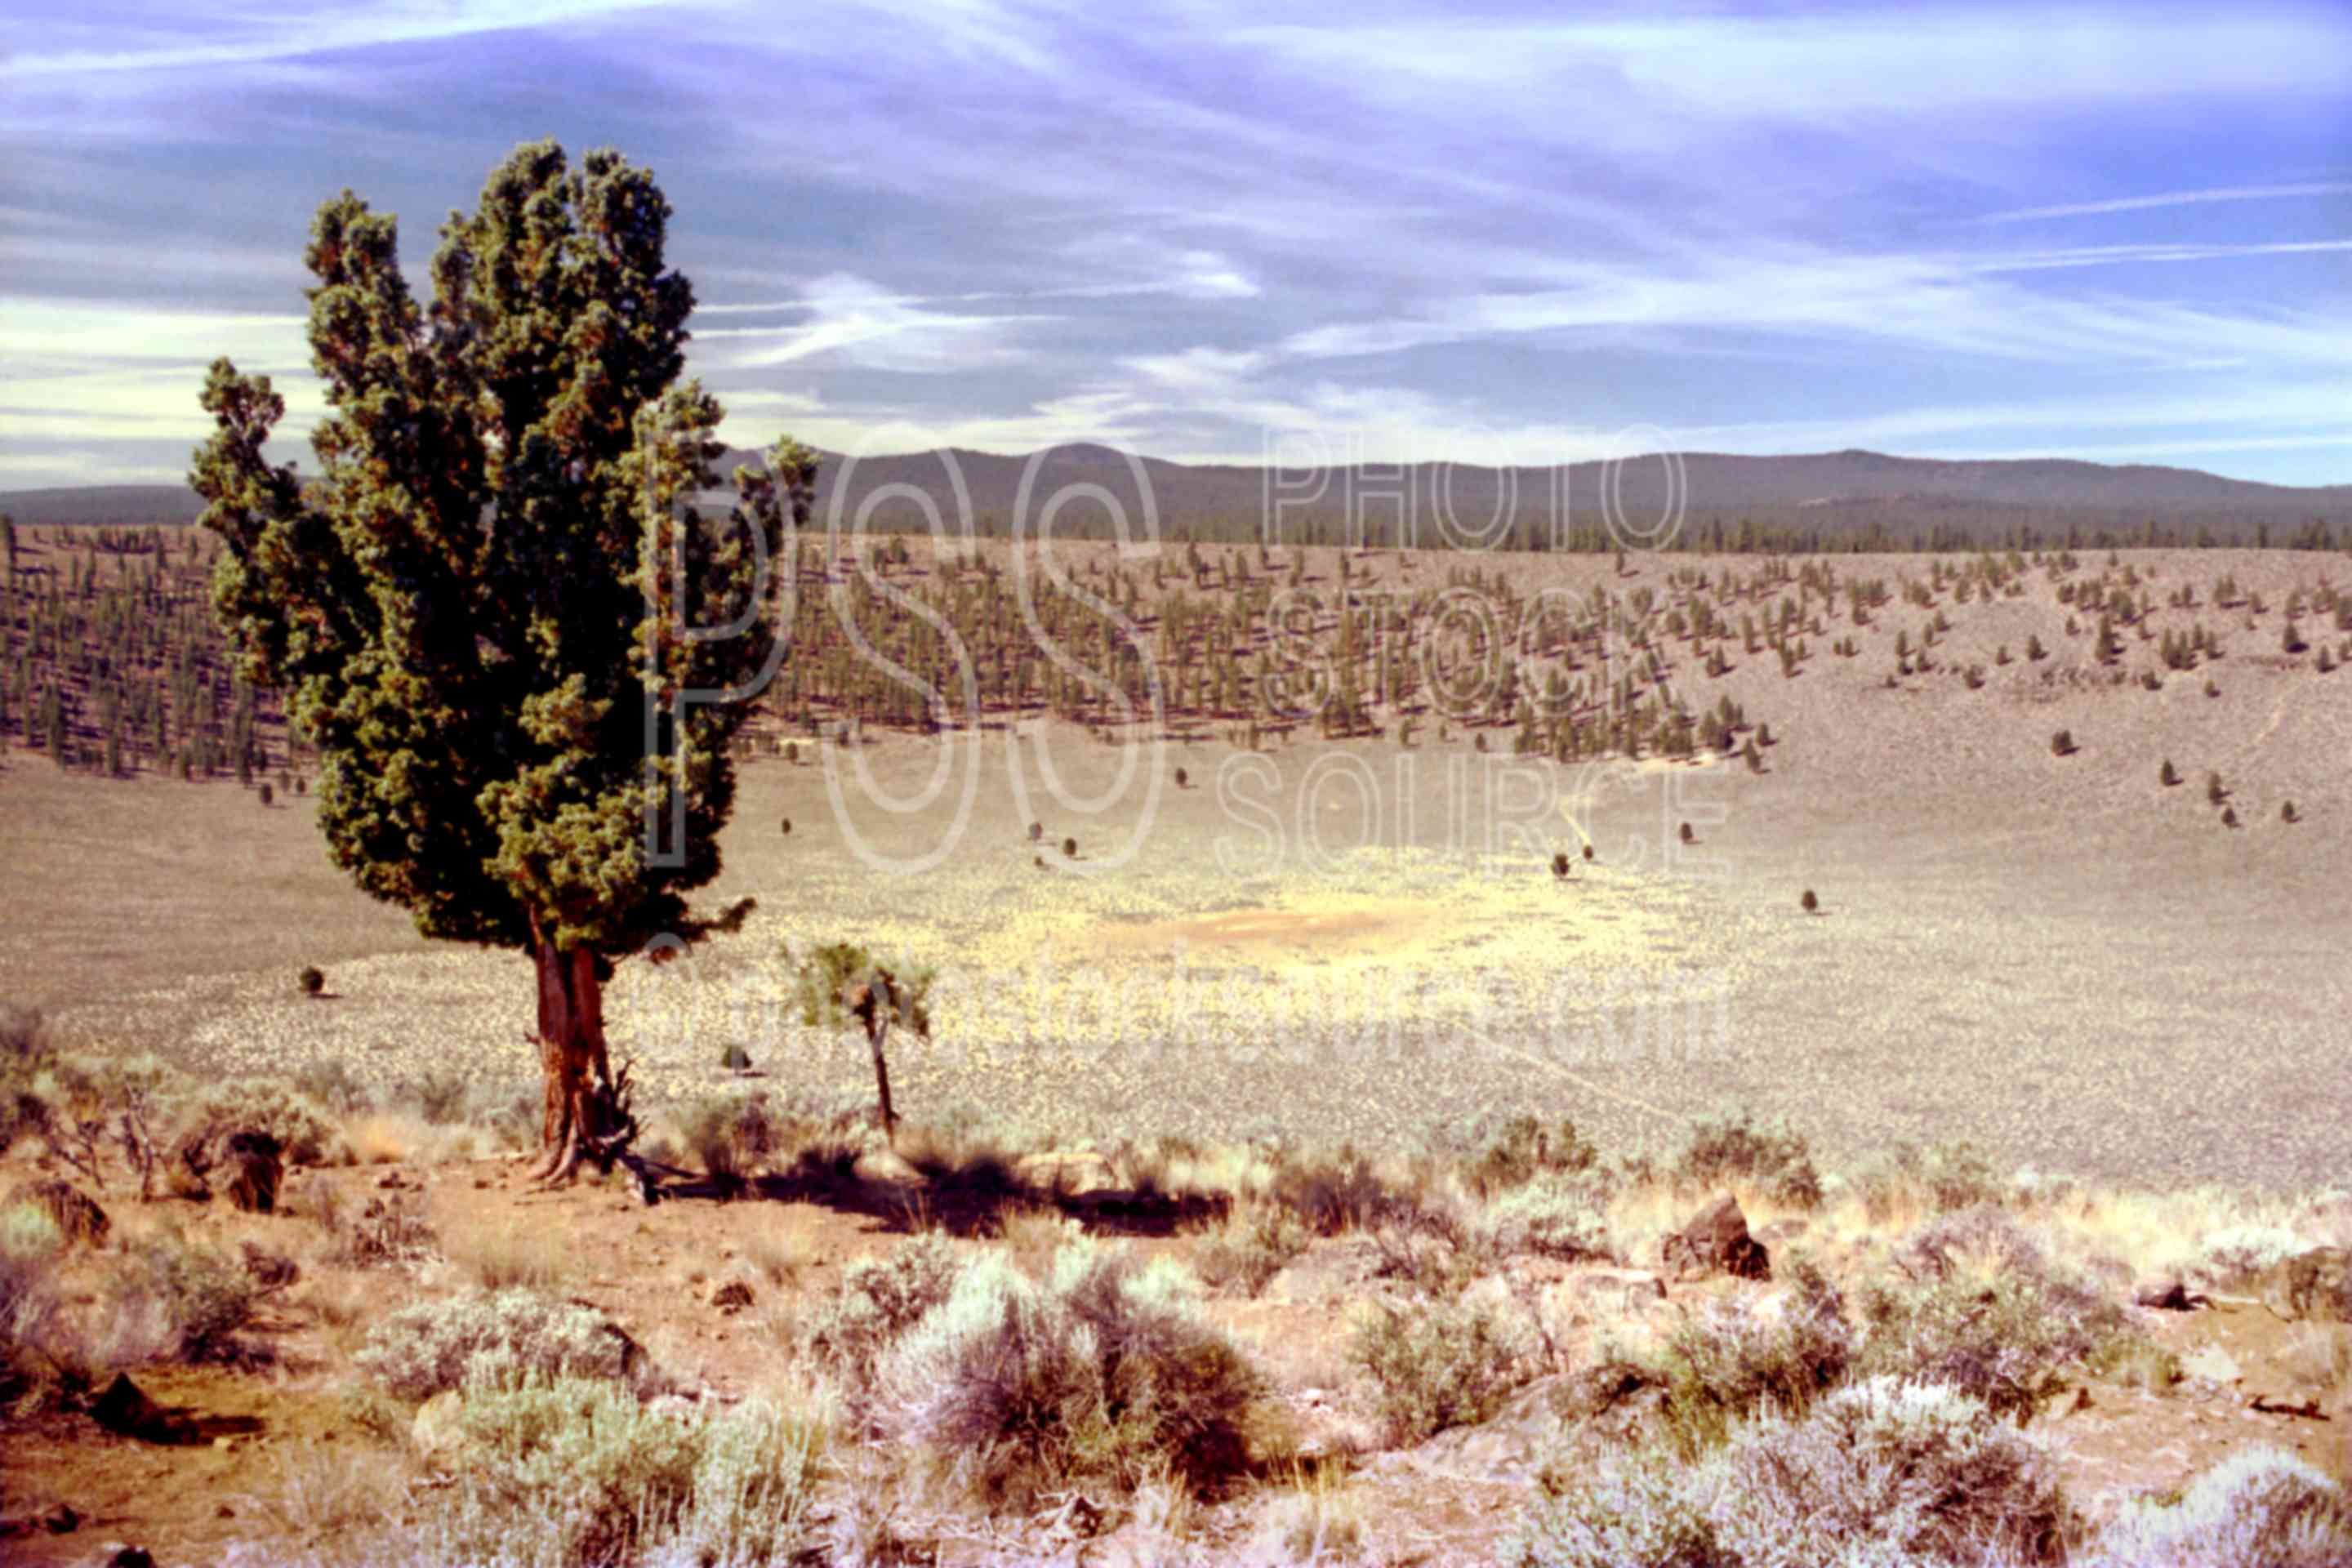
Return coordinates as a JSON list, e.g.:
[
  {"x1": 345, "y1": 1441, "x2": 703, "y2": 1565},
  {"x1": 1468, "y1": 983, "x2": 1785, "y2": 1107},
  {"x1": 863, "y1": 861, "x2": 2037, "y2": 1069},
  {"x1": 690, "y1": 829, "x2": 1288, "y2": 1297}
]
[{"x1": 11, "y1": 447, "x2": 2347, "y2": 541}]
